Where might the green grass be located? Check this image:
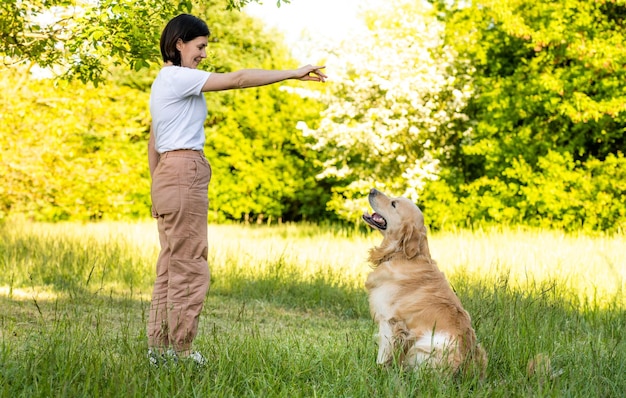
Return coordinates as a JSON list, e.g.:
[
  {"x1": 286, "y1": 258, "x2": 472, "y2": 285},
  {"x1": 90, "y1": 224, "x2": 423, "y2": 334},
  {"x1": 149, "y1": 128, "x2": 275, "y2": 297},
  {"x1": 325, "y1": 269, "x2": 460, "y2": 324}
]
[{"x1": 0, "y1": 221, "x2": 624, "y2": 397}]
